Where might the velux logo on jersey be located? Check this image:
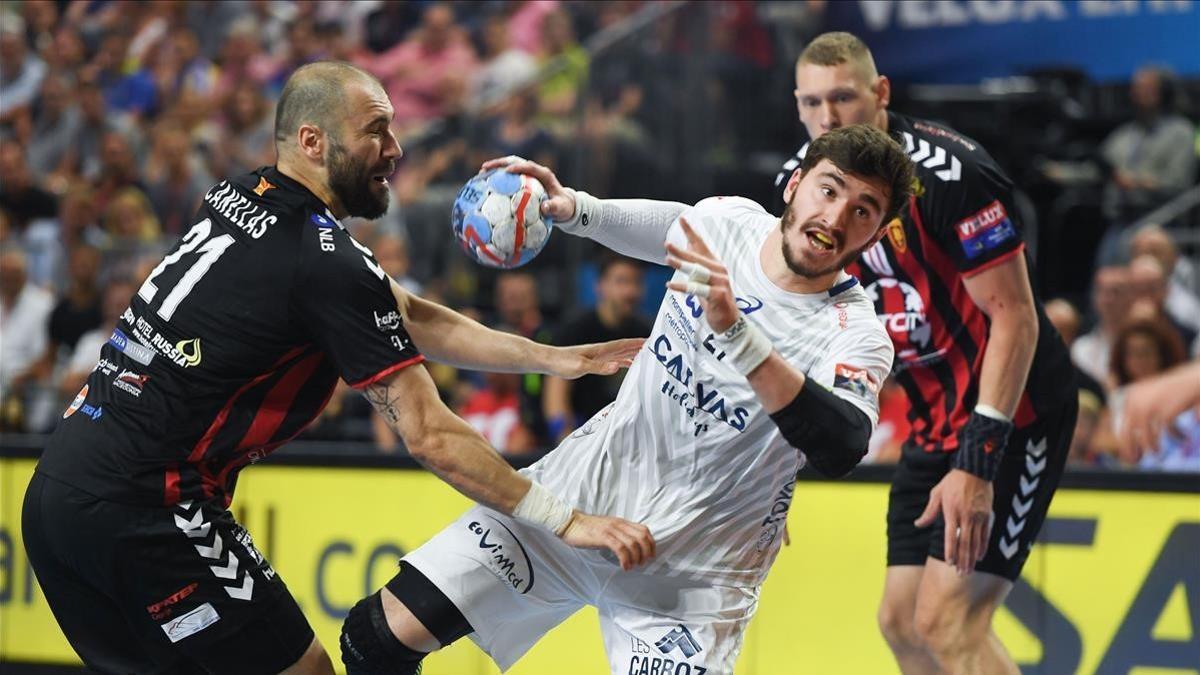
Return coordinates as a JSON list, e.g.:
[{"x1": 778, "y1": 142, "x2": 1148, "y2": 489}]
[
  {"x1": 956, "y1": 200, "x2": 1017, "y2": 260},
  {"x1": 656, "y1": 625, "x2": 703, "y2": 658}
]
